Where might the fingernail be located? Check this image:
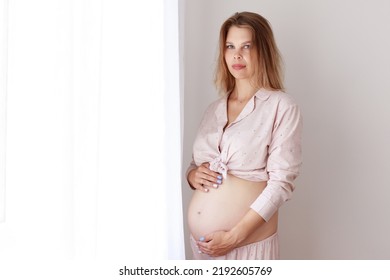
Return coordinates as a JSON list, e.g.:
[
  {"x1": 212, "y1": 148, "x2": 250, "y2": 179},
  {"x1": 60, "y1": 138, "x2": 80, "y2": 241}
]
[
  {"x1": 199, "y1": 236, "x2": 205, "y2": 242},
  {"x1": 213, "y1": 184, "x2": 218, "y2": 188},
  {"x1": 217, "y1": 175, "x2": 222, "y2": 179},
  {"x1": 217, "y1": 180, "x2": 222, "y2": 184},
  {"x1": 198, "y1": 250, "x2": 202, "y2": 254},
  {"x1": 204, "y1": 188, "x2": 209, "y2": 192}
]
